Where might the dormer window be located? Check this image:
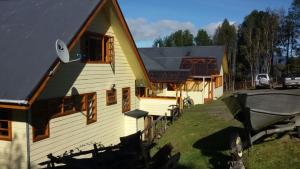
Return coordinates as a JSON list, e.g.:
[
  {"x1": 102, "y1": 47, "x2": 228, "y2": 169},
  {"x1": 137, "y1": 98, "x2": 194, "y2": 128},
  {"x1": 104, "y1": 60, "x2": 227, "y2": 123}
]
[{"x1": 80, "y1": 31, "x2": 114, "y2": 64}]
